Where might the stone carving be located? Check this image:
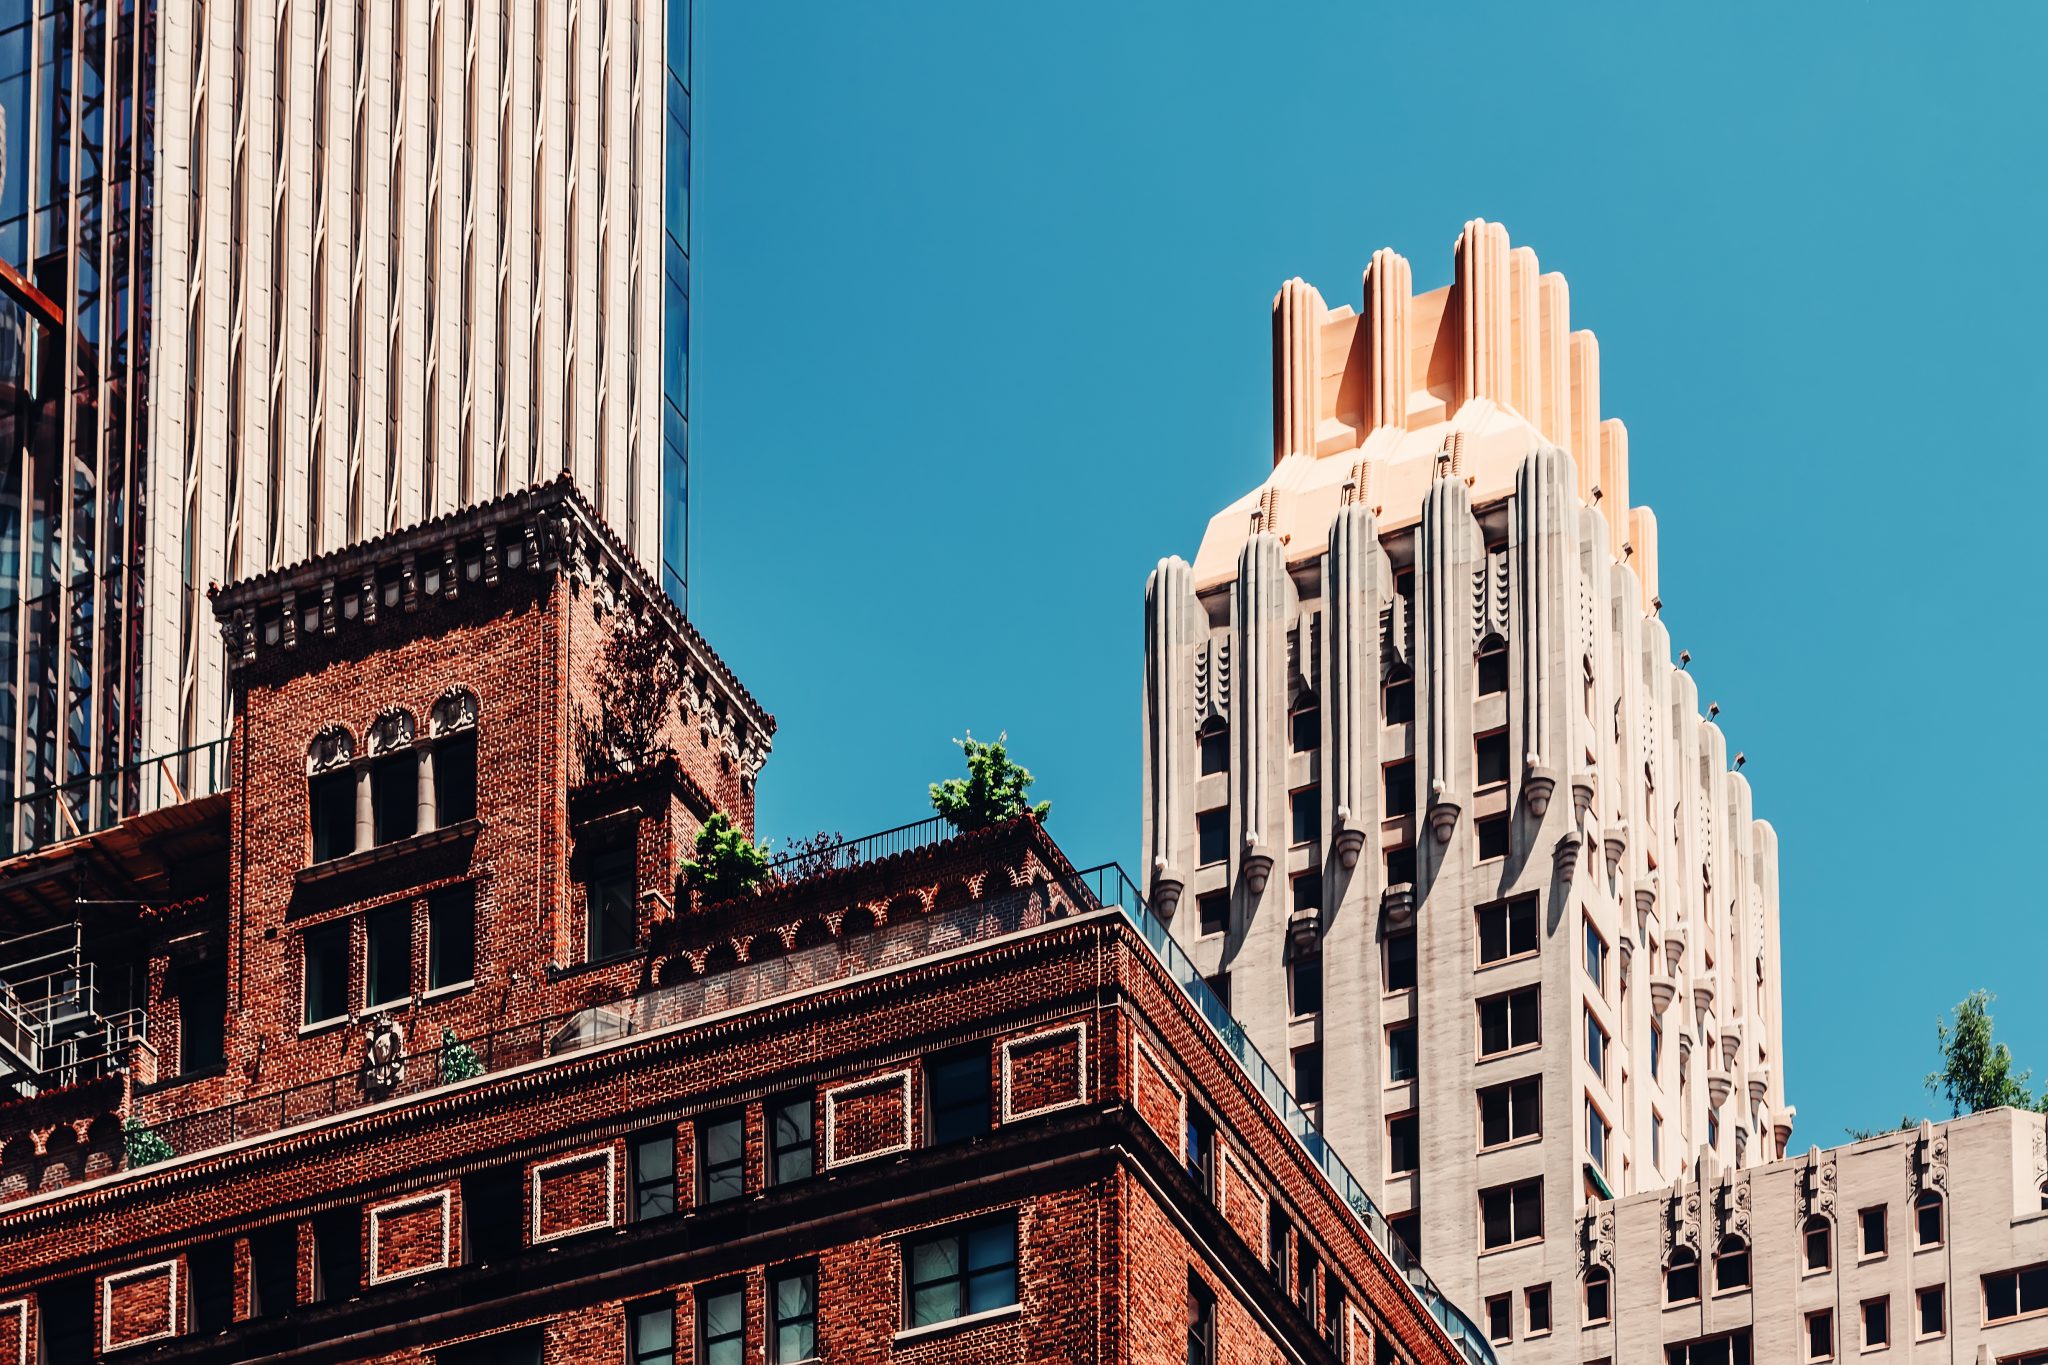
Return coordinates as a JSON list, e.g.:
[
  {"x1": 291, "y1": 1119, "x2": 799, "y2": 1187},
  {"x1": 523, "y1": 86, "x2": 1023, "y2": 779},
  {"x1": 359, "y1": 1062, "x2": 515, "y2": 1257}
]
[
  {"x1": 307, "y1": 725, "x2": 355, "y2": 774},
  {"x1": 1580, "y1": 1207, "x2": 1616, "y2": 1273},
  {"x1": 365, "y1": 706, "x2": 417, "y2": 755},
  {"x1": 361, "y1": 1015, "x2": 407, "y2": 1097},
  {"x1": 1662, "y1": 1179, "x2": 1701, "y2": 1257},
  {"x1": 430, "y1": 688, "x2": 480, "y2": 736},
  {"x1": 1719, "y1": 1175, "x2": 1752, "y2": 1242},
  {"x1": 1908, "y1": 1122, "x2": 1950, "y2": 1199},
  {"x1": 1796, "y1": 1148, "x2": 1839, "y2": 1226}
]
